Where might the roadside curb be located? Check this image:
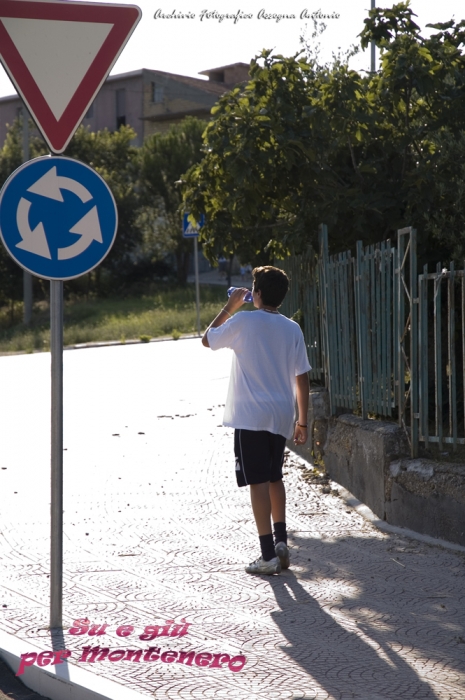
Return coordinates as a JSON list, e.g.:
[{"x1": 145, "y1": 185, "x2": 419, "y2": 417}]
[
  {"x1": 0, "y1": 630, "x2": 148, "y2": 700},
  {"x1": 288, "y1": 445, "x2": 465, "y2": 554},
  {"x1": 336, "y1": 483, "x2": 465, "y2": 553},
  {"x1": 0, "y1": 333, "x2": 201, "y2": 357},
  {"x1": 65, "y1": 333, "x2": 200, "y2": 351}
]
